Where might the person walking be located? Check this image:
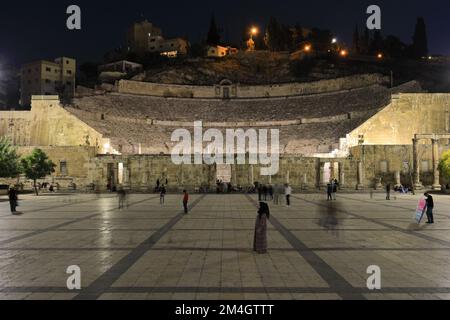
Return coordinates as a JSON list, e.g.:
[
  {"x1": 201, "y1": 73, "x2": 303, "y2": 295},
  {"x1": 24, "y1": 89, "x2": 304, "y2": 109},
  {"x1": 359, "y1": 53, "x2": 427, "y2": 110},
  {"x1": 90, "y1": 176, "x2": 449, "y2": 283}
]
[
  {"x1": 327, "y1": 183, "x2": 333, "y2": 201},
  {"x1": 257, "y1": 184, "x2": 262, "y2": 201},
  {"x1": 183, "y1": 190, "x2": 189, "y2": 214},
  {"x1": 332, "y1": 181, "x2": 337, "y2": 200},
  {"x1": 262, "y1": 185, "x2": 268, "y2": 201},
  {"x1": 424, "y1": 192, "x2": 434, "y2": 224},
  {"x1": 273, "y1": 184, "x2": 279, "y2": 205},
  {"x1": 8, "y1": 187, "x2": 18, "y2": 214},
  {"x1": 386, "y1": 183, "x2": 391, "y2": 200},
  {"x1": 285, "y1": 183, "x2": 292, "y2": 206},
  {"x1": 117, "y1": 187, "x2": 126, "y2": 209},
  {"x1": 160, "y1": 185, "x2": 166, "y2": 205},
  {"x1": 253, "y1": 202, "x2": 270, "y2": 254}
]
